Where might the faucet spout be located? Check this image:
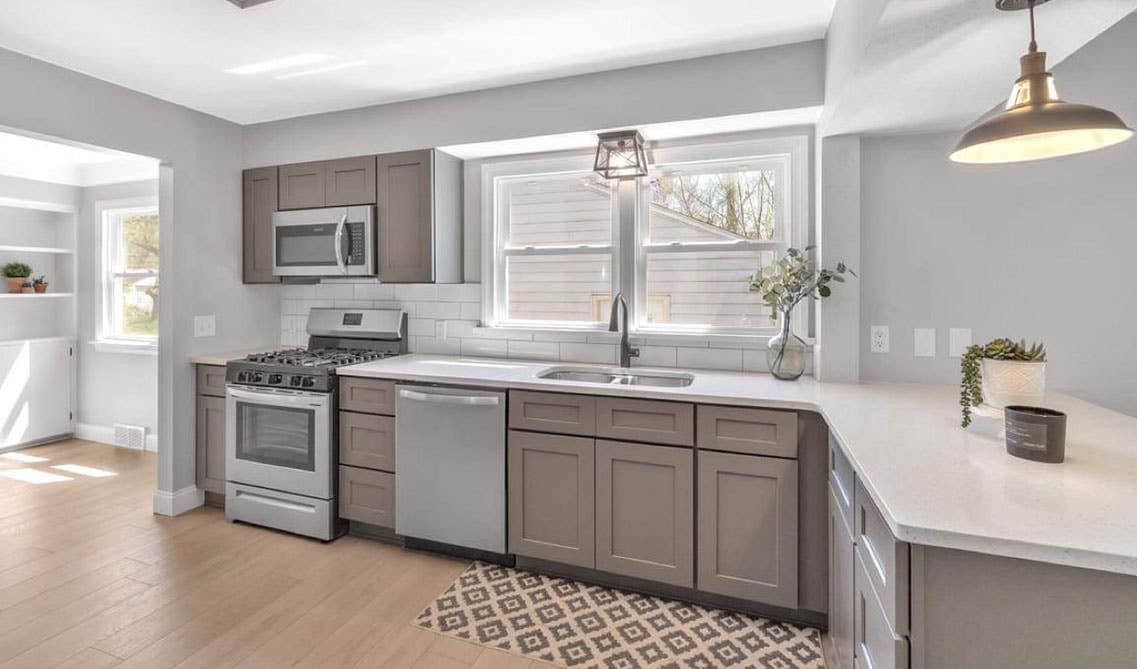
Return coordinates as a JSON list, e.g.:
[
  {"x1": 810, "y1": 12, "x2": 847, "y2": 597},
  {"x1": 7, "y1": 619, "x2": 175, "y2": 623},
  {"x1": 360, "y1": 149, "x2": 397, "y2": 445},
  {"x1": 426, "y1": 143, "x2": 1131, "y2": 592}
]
[{"x1": 608, "y1": 292, "x2": 639, "y2": 368}]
